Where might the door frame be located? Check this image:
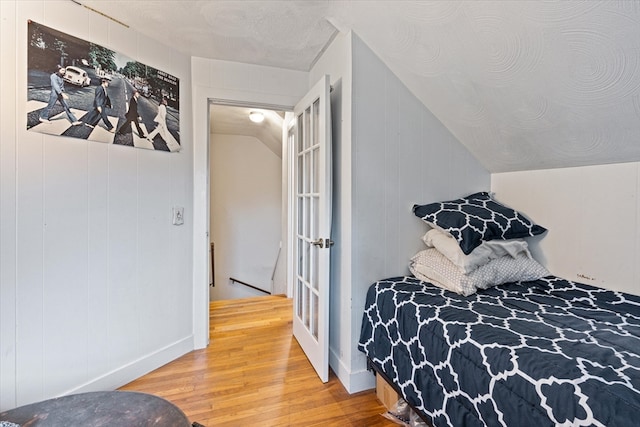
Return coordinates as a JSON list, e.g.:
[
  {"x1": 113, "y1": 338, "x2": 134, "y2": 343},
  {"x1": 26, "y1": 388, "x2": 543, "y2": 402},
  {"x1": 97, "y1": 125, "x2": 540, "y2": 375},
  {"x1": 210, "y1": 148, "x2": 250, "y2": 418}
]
[
  {"x1": 192, "y1": 77, "x2": 305, "y2": 349},
  {"x1": 208, "y1": 99, "x2": 293, "y2": 300},
  {"x1": 193, "y1": 96, "x2": 294, "y2": 348}
]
